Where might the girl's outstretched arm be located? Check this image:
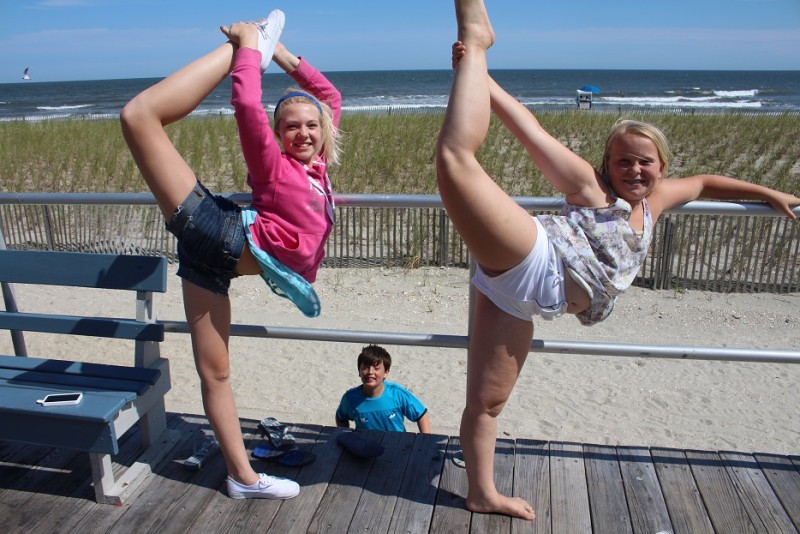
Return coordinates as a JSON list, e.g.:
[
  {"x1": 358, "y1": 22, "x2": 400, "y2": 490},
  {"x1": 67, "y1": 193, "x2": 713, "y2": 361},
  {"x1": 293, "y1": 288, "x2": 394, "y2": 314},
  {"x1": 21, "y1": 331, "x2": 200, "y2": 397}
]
[{"x1": 650, "y1": 174, "x2": 800, "y2": 221}]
